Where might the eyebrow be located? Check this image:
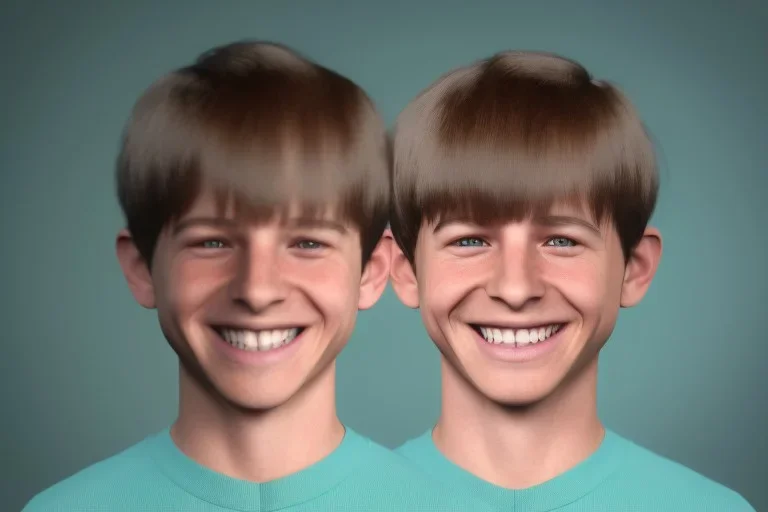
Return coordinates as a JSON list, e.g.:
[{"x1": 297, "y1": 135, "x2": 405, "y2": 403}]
[
  {"x1": 432, "y1": 218, "x2": 468, "y2": 233},
  {"x1": 172, "y1": 216, "x2": 348, "y2": 235},
  {"x1": 537, "y1": 215, "x2": 601, "y2": 235},
  {"x1": 172, "y1": 217, "x2": 237, "y2": 235},
  {"x1": 431, "y1": 216, "x2": 601, "y2": 235},
  {"x1": 283, "y1": 217, "x2": 348, "y2": 234}
]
